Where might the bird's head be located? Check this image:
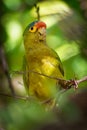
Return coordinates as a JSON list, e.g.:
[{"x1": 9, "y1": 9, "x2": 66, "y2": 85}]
[{"x1": 23, "y1": 20, "x2": 46, "y2": 43}]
